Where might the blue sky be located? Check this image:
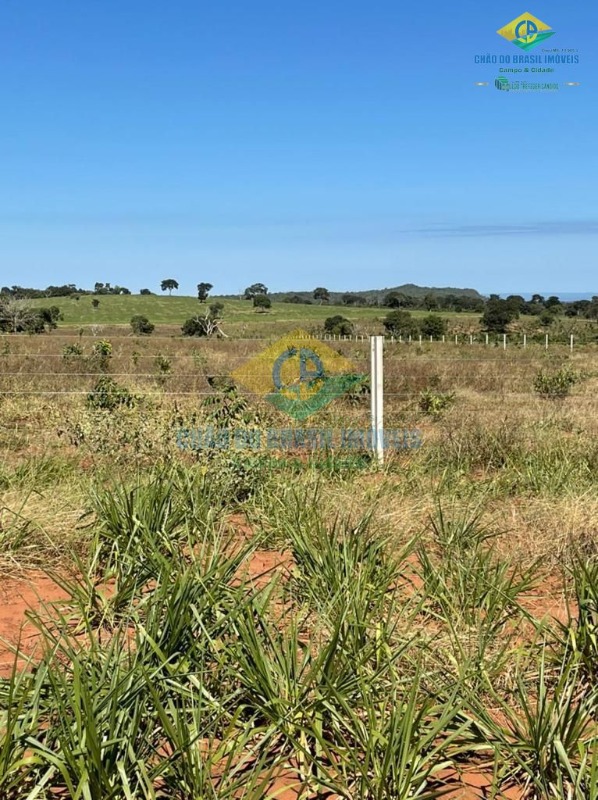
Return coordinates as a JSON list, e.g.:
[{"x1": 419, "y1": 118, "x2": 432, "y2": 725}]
[{"x1": 0, "y1": 1, "x2": 596, "y2": 296}]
